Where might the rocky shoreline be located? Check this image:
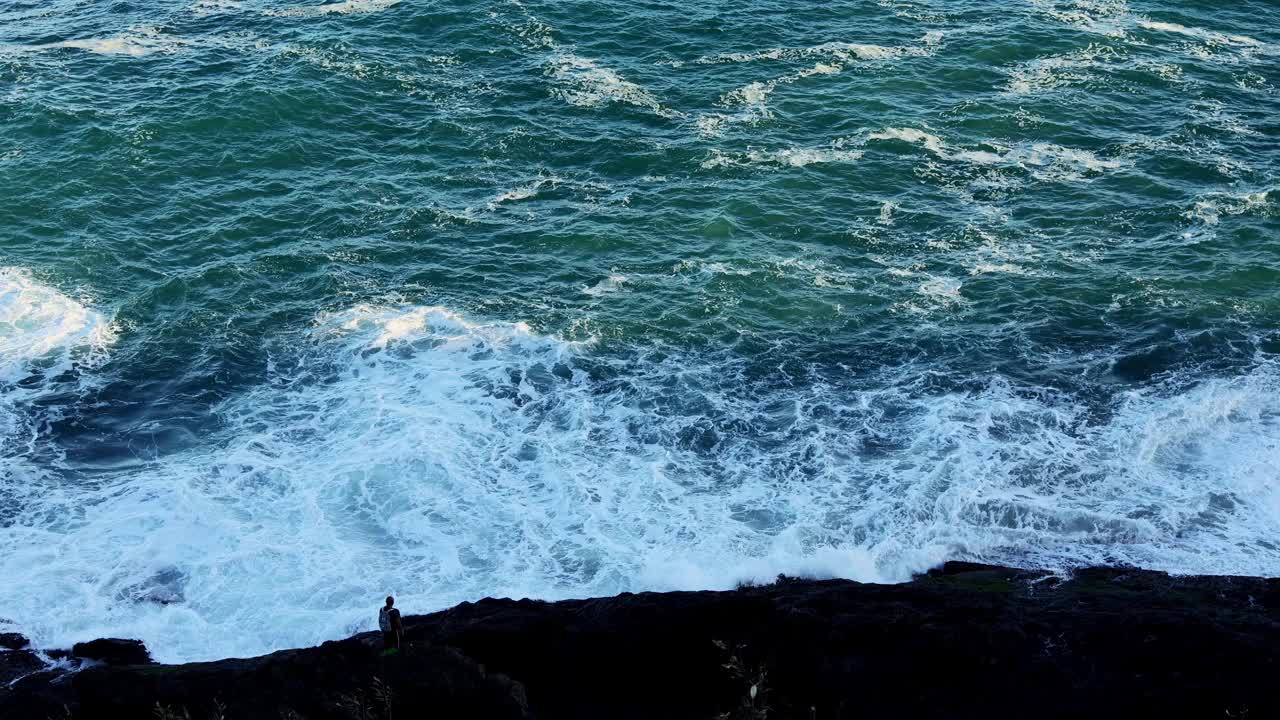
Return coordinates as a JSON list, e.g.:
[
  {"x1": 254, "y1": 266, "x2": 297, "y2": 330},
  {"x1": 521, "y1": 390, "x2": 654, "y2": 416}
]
[{"x1": 2, "y1": 562, "x2": 1277, "y2": 719}]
